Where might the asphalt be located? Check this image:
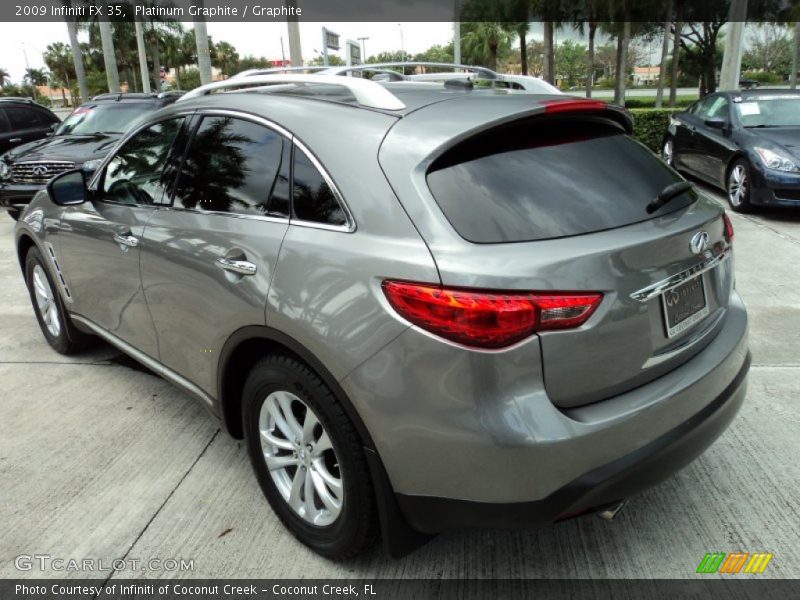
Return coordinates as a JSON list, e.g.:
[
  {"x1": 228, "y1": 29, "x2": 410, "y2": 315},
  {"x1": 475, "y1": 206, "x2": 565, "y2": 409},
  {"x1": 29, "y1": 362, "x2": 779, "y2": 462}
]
[{"x1": 1, "y1": 185, "x2": 799, "y2": 580}]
